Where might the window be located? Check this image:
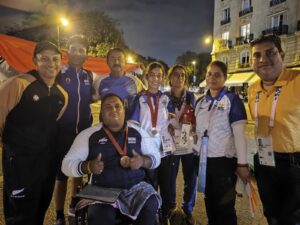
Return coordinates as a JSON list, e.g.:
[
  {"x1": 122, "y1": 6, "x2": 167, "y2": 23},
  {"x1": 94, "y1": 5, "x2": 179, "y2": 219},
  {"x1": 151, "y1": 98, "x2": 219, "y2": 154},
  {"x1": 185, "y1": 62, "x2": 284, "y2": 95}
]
[
  {"x1": 272, "y1": 14, "x2": 283, "y2": 27},
  {"x1": 221, "y1": 56, "x2": 228, "y2": 65},
  {"x1": 223, "y1": 8, "x2": 230, "y2": 21},
  {"x1": 241, "y1": 0, "x2": 251, "y2": 10},
  {"x1": 222, "y1": 31, "x2": 229, "y2": 40},
  {"x1": 240, "y1": 51, "x2": 250, "y2": 64},
  {"x1": 240, "y1": 23, "x2": 251, "y2": 38}
]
